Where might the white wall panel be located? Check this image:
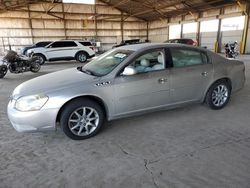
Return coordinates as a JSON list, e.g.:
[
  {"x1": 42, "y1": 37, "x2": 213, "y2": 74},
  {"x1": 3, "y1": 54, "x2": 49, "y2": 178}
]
[{"x1": 200, "y1": 32, "x2": 217, "y2": 51}]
